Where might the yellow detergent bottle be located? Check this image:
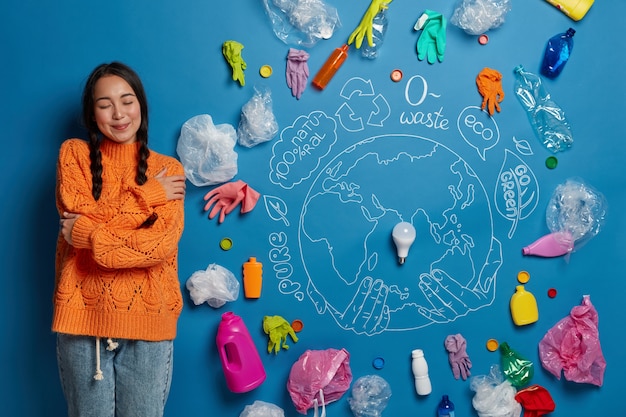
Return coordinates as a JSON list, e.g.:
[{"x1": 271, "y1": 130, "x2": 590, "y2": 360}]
[
  {"x1": 510, "y1": 285, "x2": 539, "y2": 325},
  {"x1": 544, "y1": 0, "x2": 594, "y2": 21}
]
